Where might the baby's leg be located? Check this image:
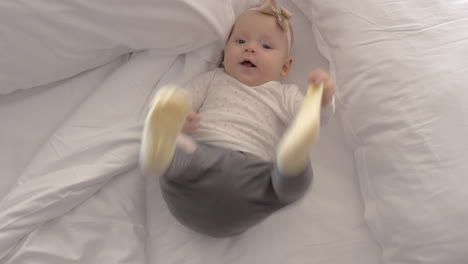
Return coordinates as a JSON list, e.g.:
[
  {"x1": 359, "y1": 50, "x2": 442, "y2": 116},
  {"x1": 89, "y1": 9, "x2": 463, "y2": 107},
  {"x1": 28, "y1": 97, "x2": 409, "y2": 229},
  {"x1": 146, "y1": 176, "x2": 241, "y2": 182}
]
[
  {"x1": 276, "y1": 83, "x2": 323, "y2": 177},
  {"x1": 140, "y1": 85, "x2": 191, "y2": 176},
  {"x1": 272, "y1": 163, "x2": 312, "y2": 204}
]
